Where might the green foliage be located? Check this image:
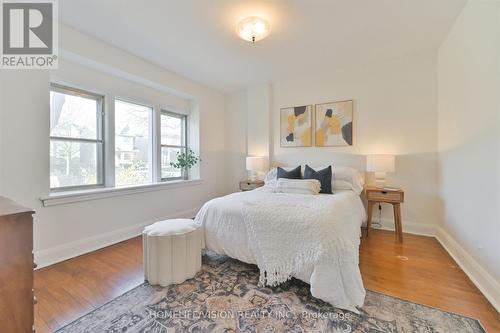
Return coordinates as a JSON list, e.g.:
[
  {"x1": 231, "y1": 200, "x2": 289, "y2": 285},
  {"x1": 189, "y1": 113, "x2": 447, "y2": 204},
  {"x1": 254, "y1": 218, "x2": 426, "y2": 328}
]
[
  {"x1": 116, "y1": 160, "x2": 149, "y2": 186},
  {"x1": 170, "y1": 149, "x2": 201, "y2": 170}
]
